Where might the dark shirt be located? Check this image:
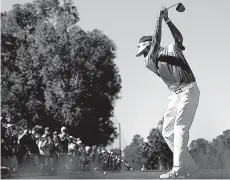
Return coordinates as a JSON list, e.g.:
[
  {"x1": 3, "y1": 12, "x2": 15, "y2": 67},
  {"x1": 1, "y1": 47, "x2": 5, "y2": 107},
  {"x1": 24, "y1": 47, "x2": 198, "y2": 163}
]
[
  {"x1": 3, "y1": 134, "x2": 18, "y2": 157},
  {"x1": 1, "y1": 141, "x2": 13, "y2": 158},
  {"x1": 59, "y1": 134, "x2": 69, "y2": 152},
  {"x1": 145, "y1": 41, "x2": 196, "y2": 92},
  {"x1": 53, "y1": 136, "x2": 61, "y2": 153},
  {"x1": 20, "y1": 133, "x2": 39, "y2": 154},
  {"x1": 1, "y1": 127, "x2": 7, "y2": 137}
]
